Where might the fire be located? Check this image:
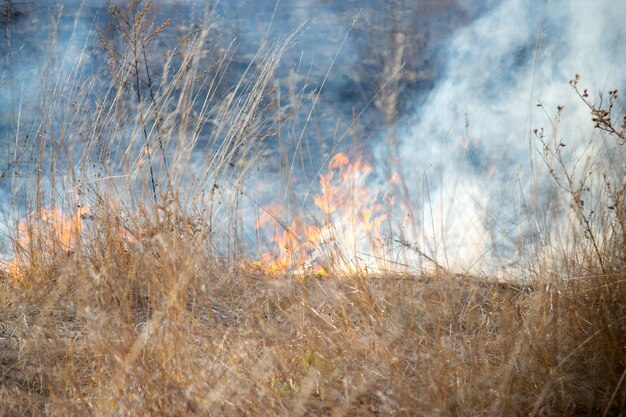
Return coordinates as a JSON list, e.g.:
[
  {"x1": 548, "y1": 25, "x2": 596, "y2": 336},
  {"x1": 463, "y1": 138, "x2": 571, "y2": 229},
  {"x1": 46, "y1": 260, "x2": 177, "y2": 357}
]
[
  {"x1": 1, "y1": 154, "x2": 394, "y2": 279},
  {"x1": 255, "y1": 152, "x2": 392, "y2": 275},
  {"x1": 2, "y1": 206, "x2": 87, "y2": 281}
]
